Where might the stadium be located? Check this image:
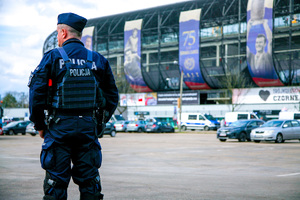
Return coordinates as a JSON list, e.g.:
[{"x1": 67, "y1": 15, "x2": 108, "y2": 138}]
[{"x1": 43, "y1": 0, "x2": 300, "y2": 123}]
